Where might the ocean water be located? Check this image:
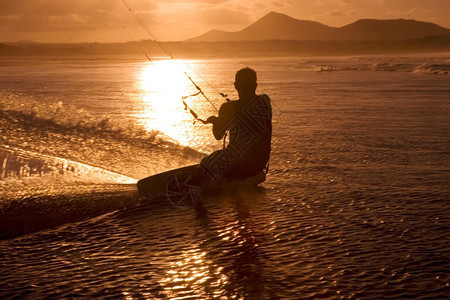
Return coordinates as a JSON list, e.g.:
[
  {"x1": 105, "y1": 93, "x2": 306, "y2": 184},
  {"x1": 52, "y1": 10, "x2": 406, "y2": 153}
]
[{"x1": 0, "y1": 54, "x2": 449, "y2": 298}]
